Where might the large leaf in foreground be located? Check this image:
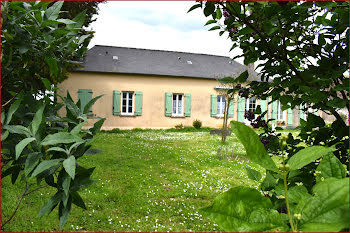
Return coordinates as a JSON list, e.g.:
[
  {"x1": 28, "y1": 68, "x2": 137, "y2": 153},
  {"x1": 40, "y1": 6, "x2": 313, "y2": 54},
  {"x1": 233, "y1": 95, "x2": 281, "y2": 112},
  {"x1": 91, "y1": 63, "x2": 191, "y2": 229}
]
[
  {"x1": 200, "y1": 186, "x2": 288, "y2": 232},
  {"x1": 287, "y1": 146, "x2": 336, "y2": 171},
  {"x1": 231, "y1": 121, "x2": 278, "y2": 172},
  {"x1": 315, "y1": 153, "x2": 347, "y2": 182},
  {"x1": 41, "y1": 132, "x2": 83, "y2": 146},
  {"x1": 296, "y1": 178, "x2": 349, "y2": 232}
]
